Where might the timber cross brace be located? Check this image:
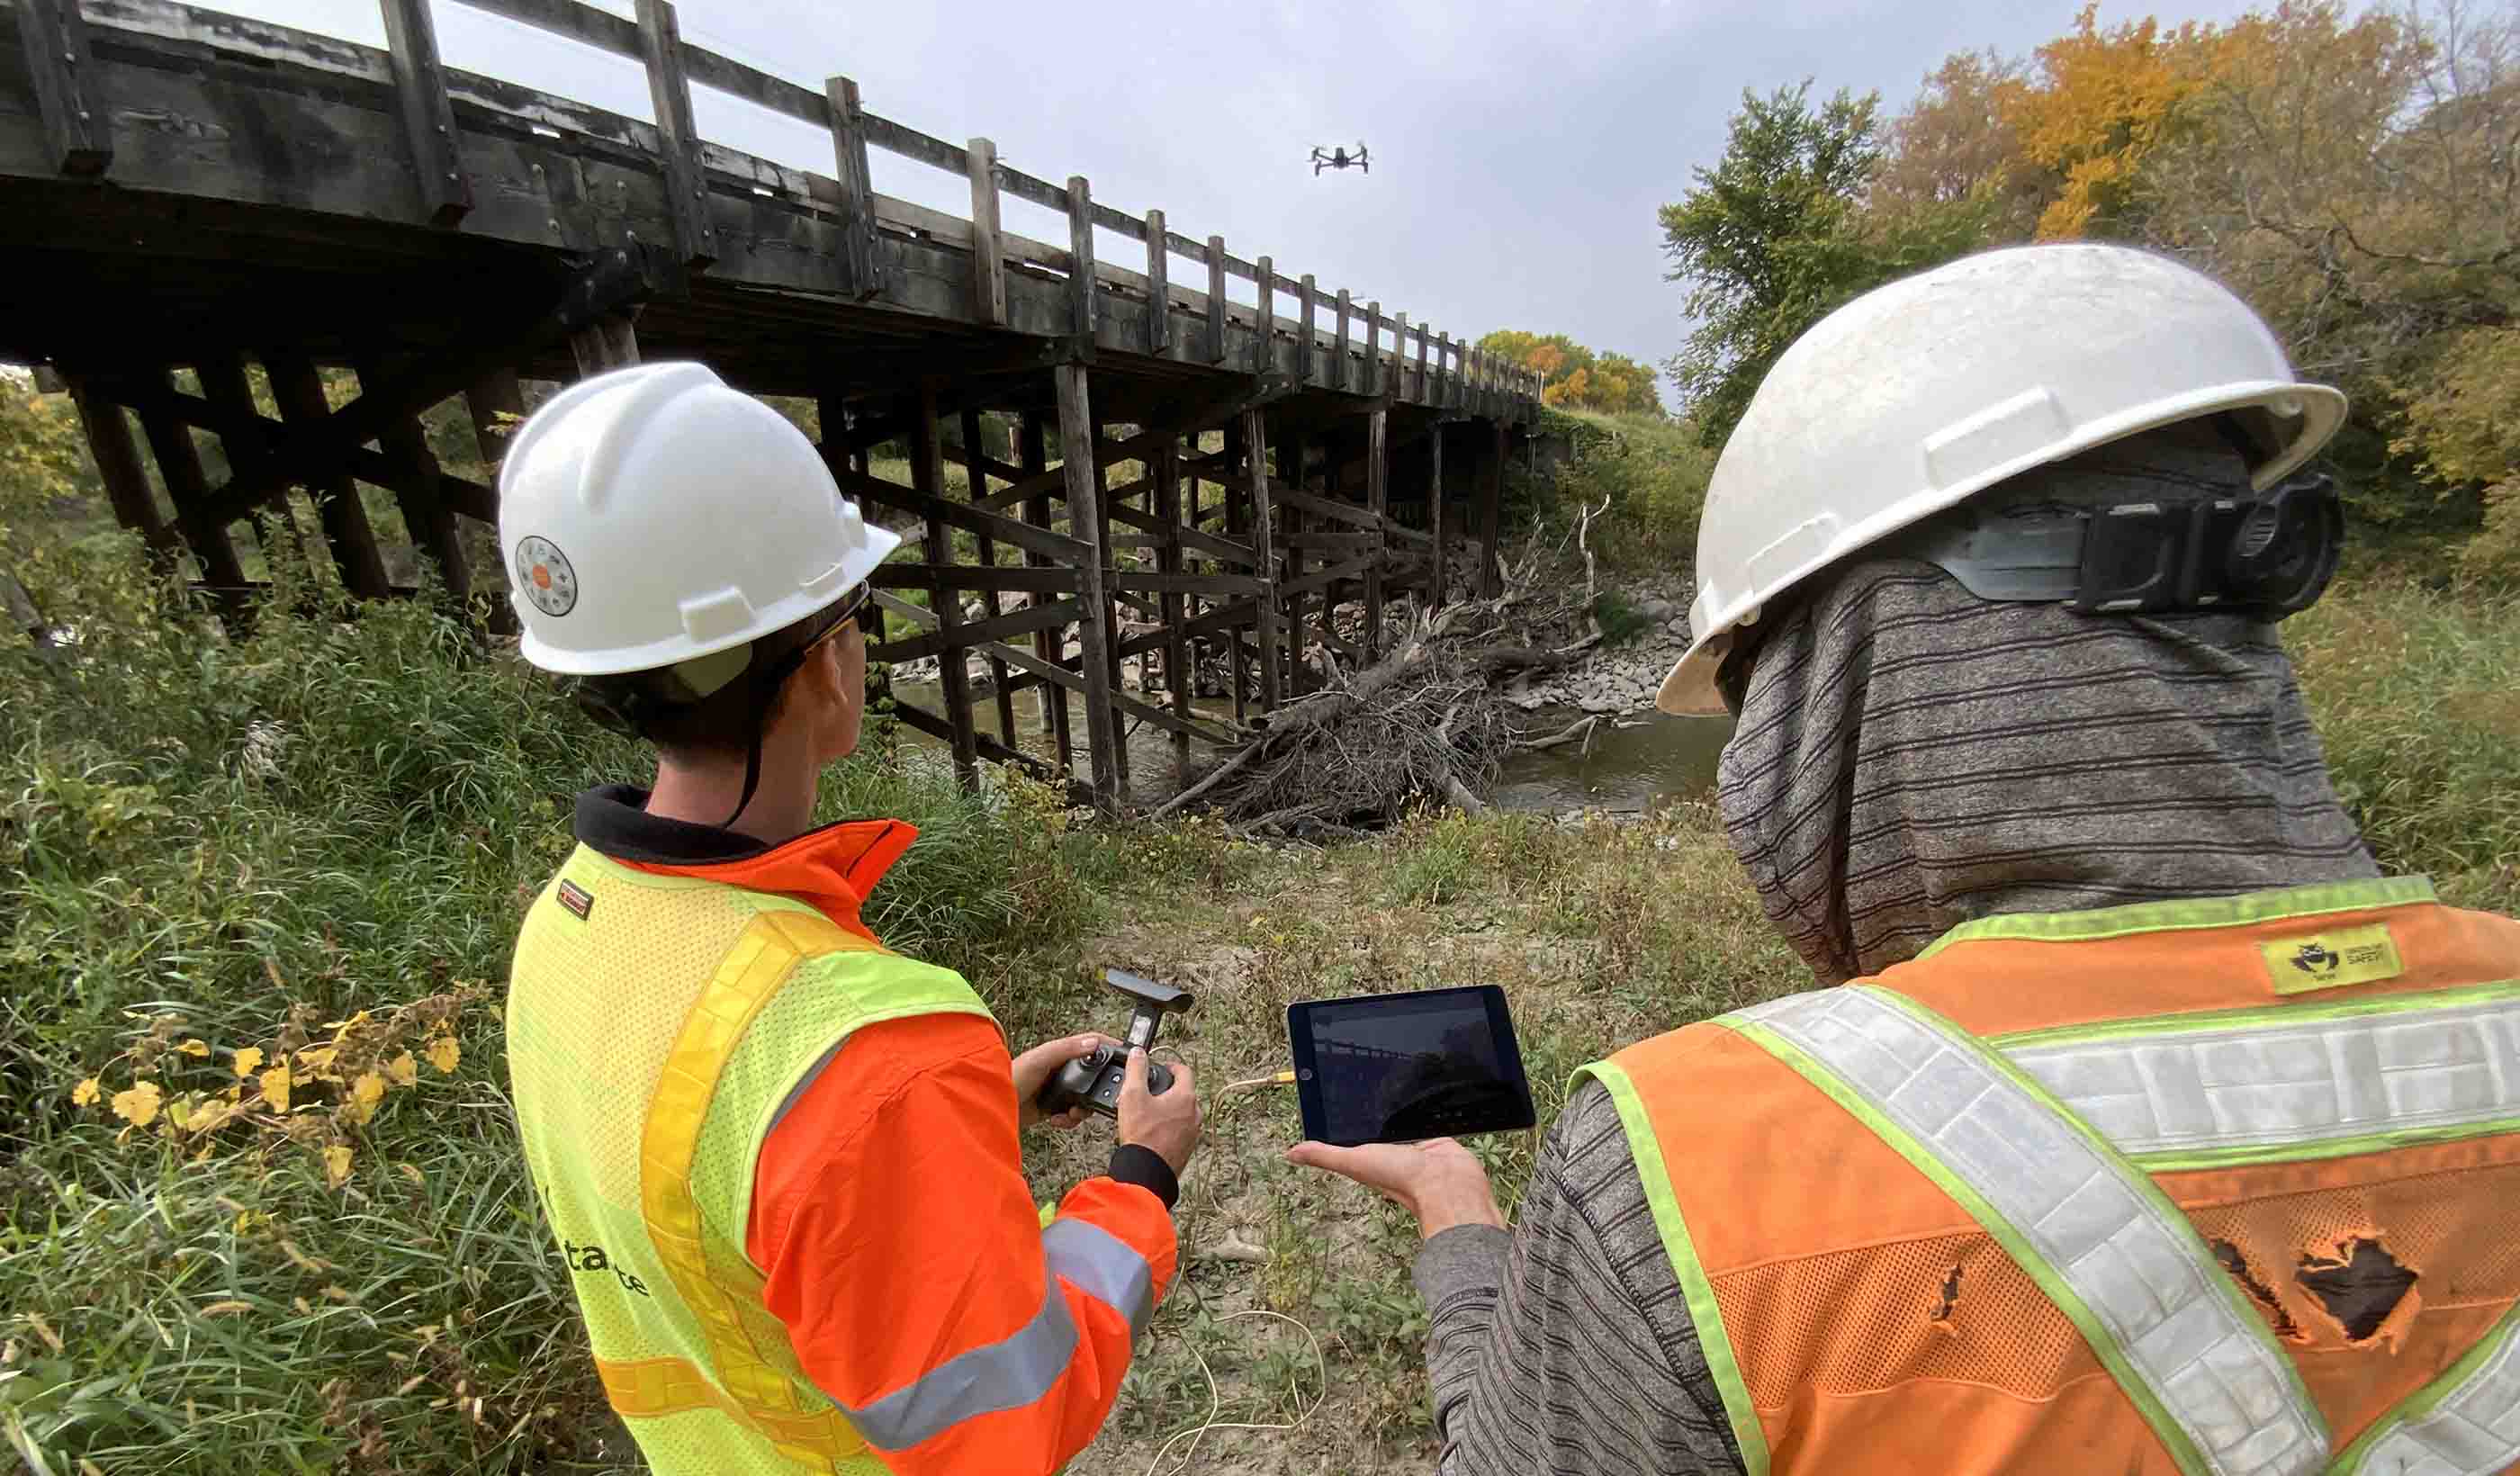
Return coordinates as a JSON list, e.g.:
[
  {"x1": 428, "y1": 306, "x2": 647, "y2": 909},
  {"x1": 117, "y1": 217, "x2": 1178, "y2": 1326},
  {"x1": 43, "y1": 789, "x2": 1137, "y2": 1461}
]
[{"x1": 0, "y1": 0, "x2": 1541, "y2": 813}]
